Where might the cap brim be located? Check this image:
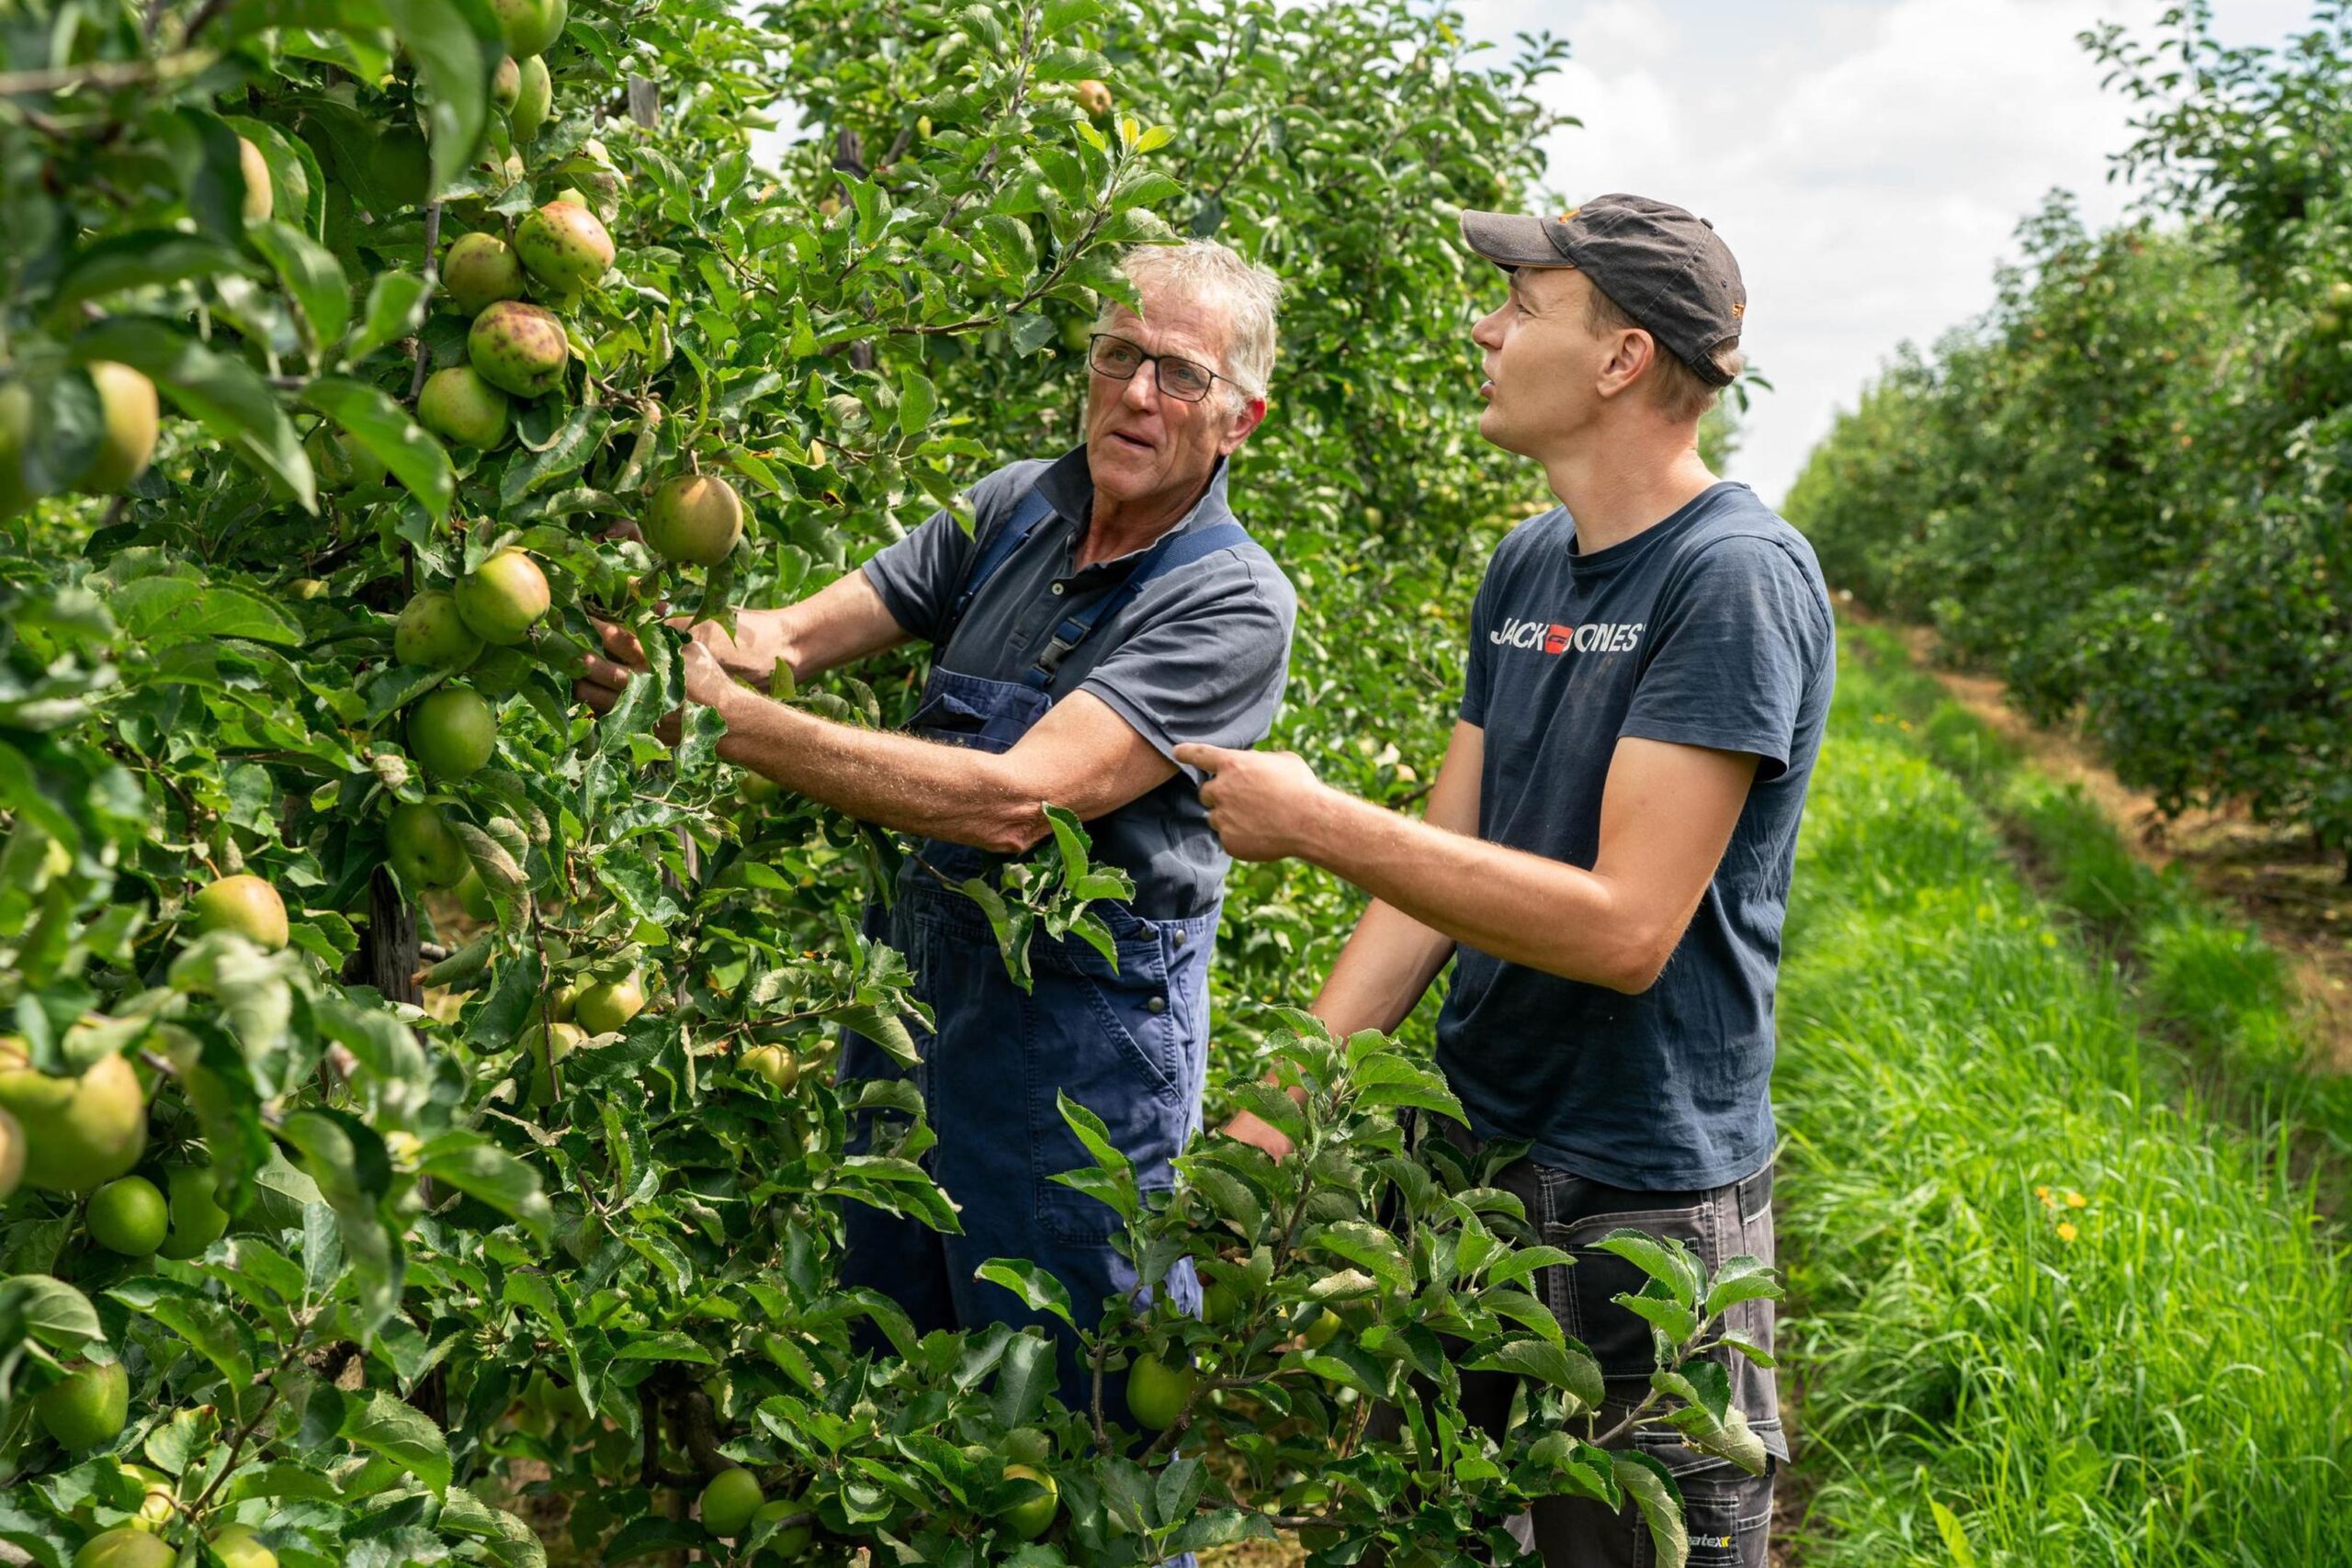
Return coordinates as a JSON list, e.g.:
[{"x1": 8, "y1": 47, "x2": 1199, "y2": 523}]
[{"x1": 1459, "y1": 209, "x2": 1576, "y2": 268}]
